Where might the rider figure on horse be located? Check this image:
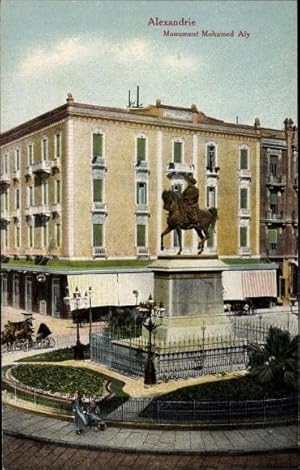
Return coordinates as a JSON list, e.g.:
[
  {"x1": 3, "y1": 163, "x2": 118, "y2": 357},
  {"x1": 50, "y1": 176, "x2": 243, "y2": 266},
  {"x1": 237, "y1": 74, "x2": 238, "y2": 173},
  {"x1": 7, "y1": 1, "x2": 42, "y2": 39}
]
[{"x1": 181, "y1": 174, "x2": 201, "y2": 227}]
